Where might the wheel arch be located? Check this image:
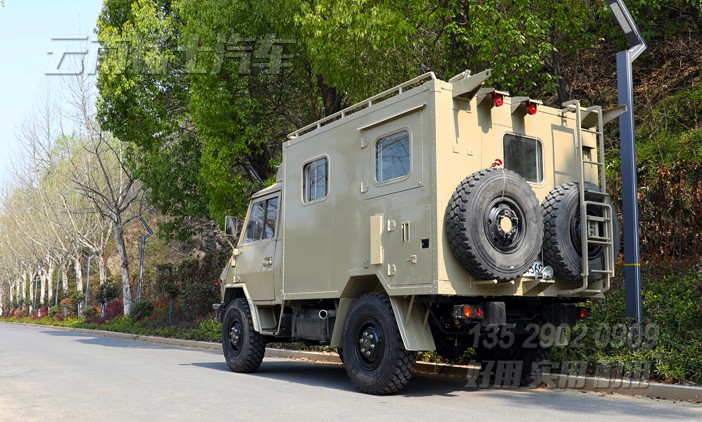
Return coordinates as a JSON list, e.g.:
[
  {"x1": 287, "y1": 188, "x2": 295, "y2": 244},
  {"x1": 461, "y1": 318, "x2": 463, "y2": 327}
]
[
  {"x1": 331, "y1": 275, "x2": 435, "y2": 351},
  {"x1": 223, "y1": 285, "x2": 262, "y2": 332}
]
